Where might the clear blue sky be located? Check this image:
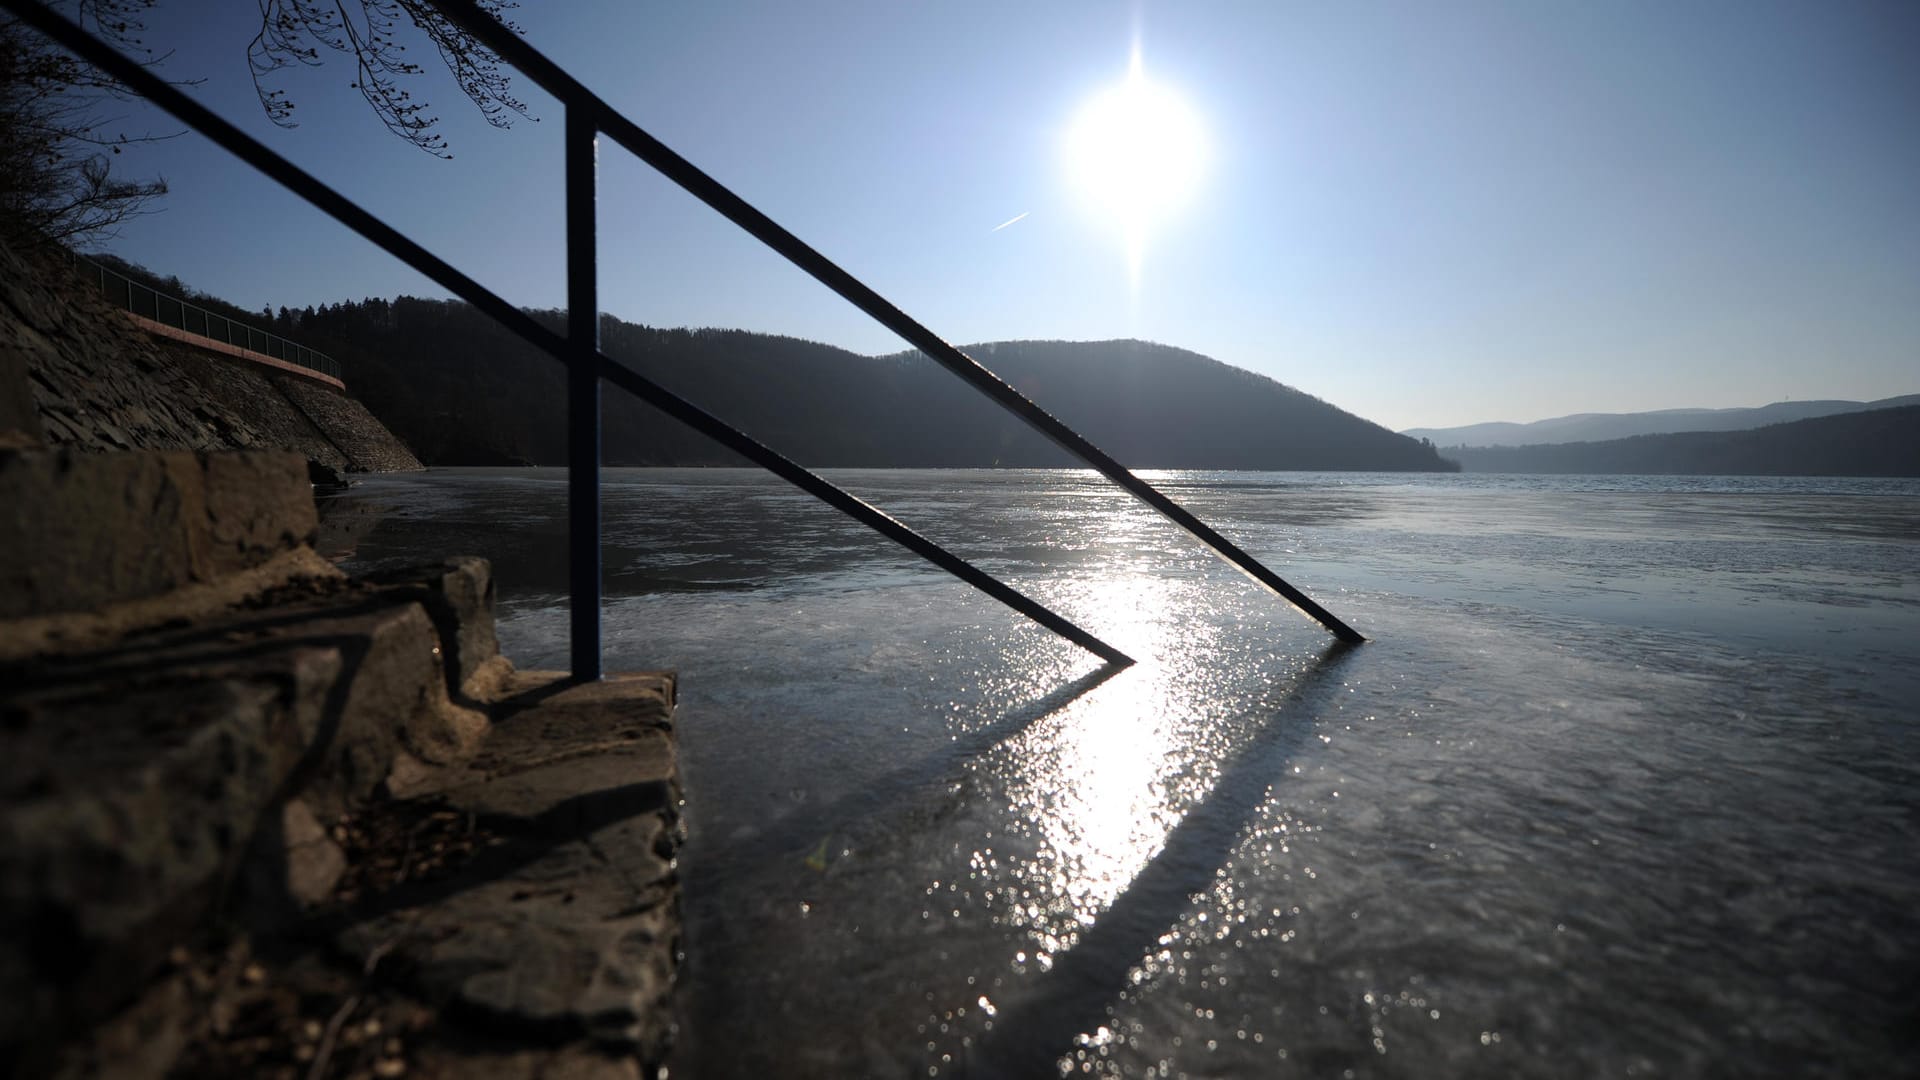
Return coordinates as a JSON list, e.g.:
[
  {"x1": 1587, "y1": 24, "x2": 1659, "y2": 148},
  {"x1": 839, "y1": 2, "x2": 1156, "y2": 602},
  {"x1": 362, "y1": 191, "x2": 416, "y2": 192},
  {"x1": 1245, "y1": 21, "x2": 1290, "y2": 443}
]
[{"x1": 81, "y1": 0, "x2": 1920, "y2": 432}]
